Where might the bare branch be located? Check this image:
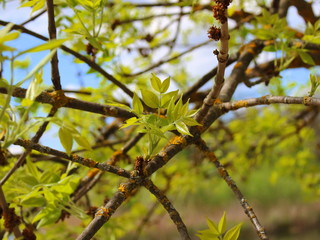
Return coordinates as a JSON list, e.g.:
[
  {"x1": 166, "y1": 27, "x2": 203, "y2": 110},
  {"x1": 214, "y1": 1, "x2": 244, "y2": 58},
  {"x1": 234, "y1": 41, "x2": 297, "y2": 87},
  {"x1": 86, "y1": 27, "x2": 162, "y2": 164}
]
[
  {"x1": 11, "y1": 139, "x2": 131, "y2": 178},
  {"x1": 46, "y1": 0, "x2": 62, "y2": 90},
  {"x1": 195, "y1": 138, "x2": 269, "y2": 240},
  {"x1": 143, "y1": 179, "x2": 191, "y2": 240},
  {"x1": 0, "y1": 87, "x2": 135, "y2": 119},
  {"x1": 216, "y1": 95, "x2": 320, "y2": 111}
]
